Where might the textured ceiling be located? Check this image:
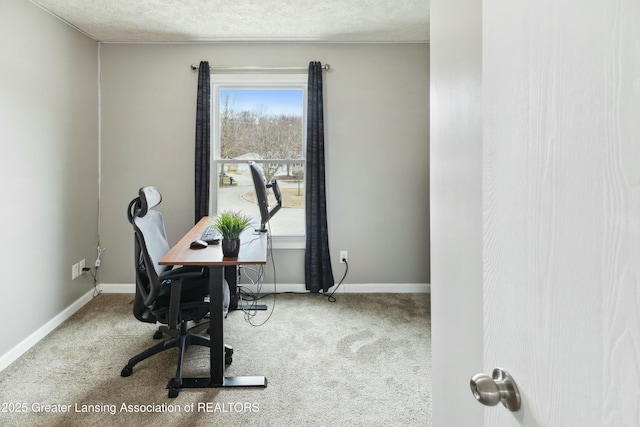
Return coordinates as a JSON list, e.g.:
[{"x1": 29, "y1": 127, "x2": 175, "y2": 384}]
[{"x1": 29, "y1": 0, "x2": 430, "y2": 43}]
